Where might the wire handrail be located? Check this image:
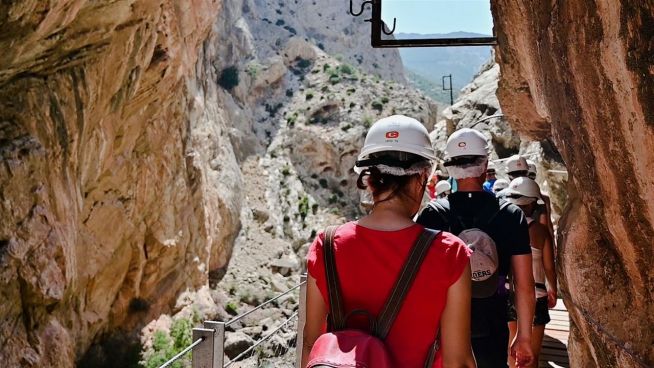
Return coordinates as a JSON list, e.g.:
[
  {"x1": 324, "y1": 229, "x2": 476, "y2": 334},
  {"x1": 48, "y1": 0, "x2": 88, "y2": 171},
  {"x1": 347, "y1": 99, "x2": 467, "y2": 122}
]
[
  {"x1": 224, "y1": 311, "x2": 299, "y2": 367},
  {"x1": 225, "y1": 280, "x2": 306, "y2": 327},
  {"x1": 159, "y1": 337, "x2": 204, "y2": 368},
  {"x1": 156, "y1": 275, "x2": 308, "y2": 368}
]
